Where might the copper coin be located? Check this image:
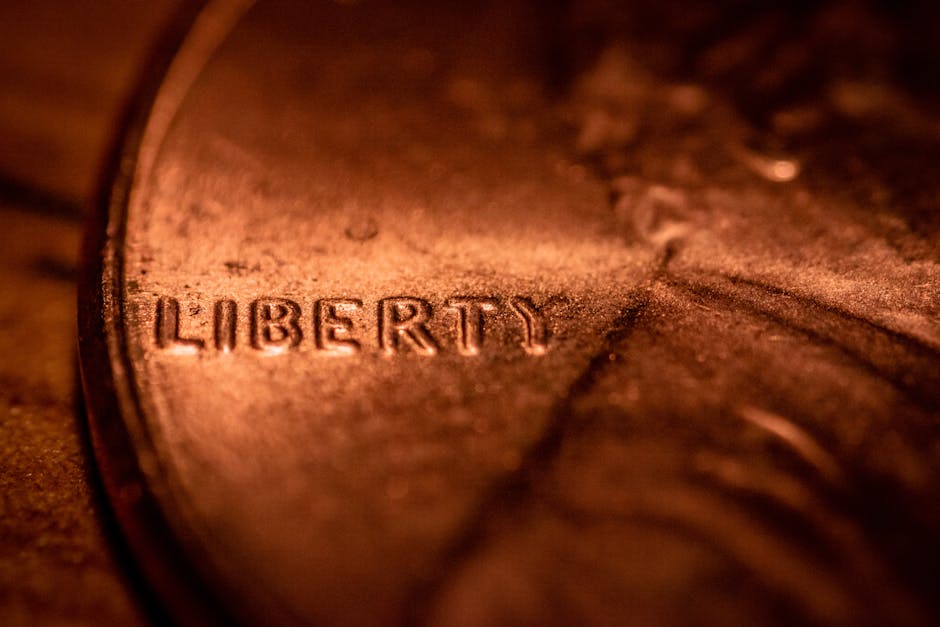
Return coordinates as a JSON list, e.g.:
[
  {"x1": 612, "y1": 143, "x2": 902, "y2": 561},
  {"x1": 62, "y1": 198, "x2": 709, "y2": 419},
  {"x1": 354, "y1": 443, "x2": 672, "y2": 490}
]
[{"x1": 80, "y1": 1, "x2": 940, "y2": 625}]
